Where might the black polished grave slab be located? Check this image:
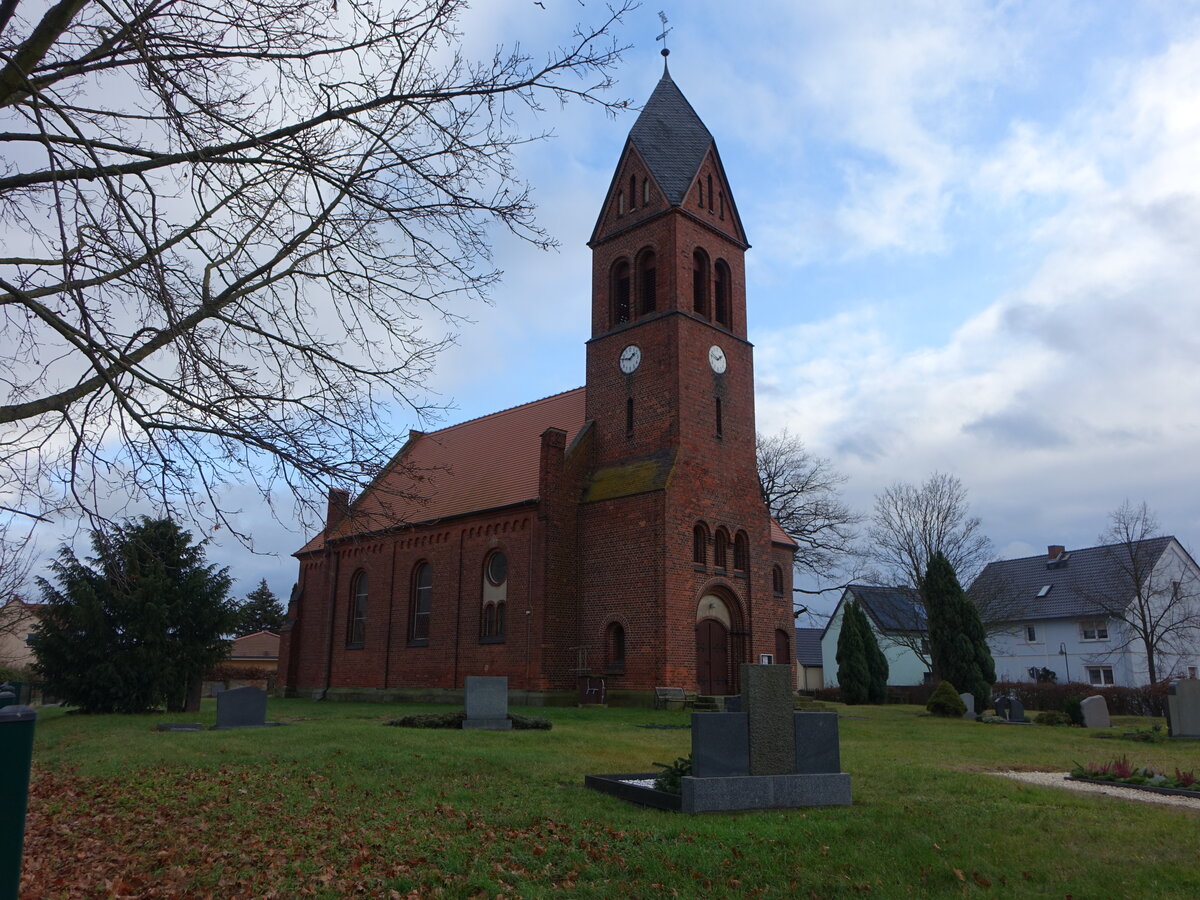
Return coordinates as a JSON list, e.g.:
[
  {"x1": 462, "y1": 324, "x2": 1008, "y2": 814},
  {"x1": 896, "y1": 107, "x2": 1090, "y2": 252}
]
[
  {"x1": 793, "y1": 712, "x2": 840, "y2": 775},
  {"x1": 691, "y1": 712, "x2": 749, "y2": 777}
]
